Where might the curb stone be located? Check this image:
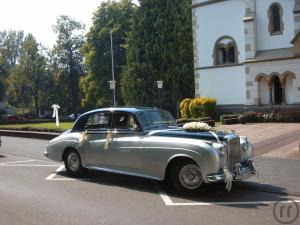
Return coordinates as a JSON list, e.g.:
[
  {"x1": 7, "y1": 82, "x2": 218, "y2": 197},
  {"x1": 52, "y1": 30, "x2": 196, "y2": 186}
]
[{"x1": 0, "y1": 129, "x2": 59, "y2": 140}]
